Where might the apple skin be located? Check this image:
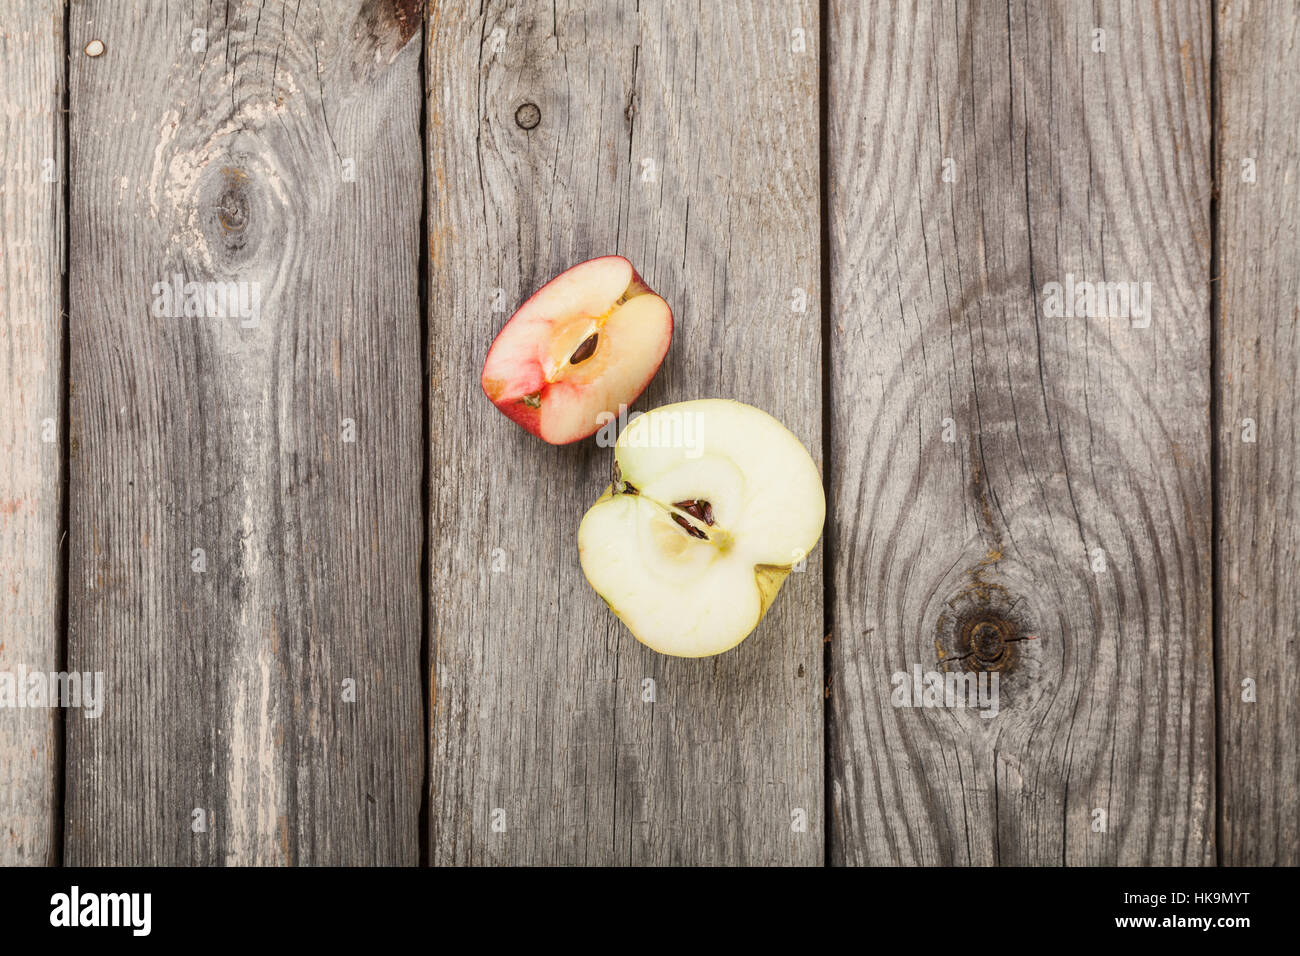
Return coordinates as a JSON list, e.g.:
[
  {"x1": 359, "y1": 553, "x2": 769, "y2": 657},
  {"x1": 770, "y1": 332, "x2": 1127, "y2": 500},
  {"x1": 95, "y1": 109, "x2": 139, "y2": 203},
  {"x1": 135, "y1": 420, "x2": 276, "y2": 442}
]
[
  {"x1": 490, "y1": 383, "x2": 543, "y2": 437},
  {"x1": 480, "y1": 256, "x2": 673, "y2": 444}
]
